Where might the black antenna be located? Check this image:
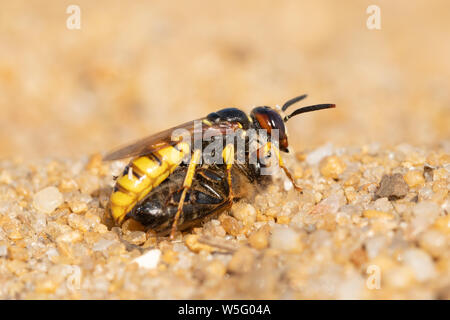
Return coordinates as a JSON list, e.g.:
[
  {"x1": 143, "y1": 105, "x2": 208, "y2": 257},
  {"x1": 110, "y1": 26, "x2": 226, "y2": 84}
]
[
  {"x1": 284, "y1": 104, "x2": 336, "y2": 122},
  {"x1": 282, "y1": 94, "x2": 308, "y2": 111}
]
